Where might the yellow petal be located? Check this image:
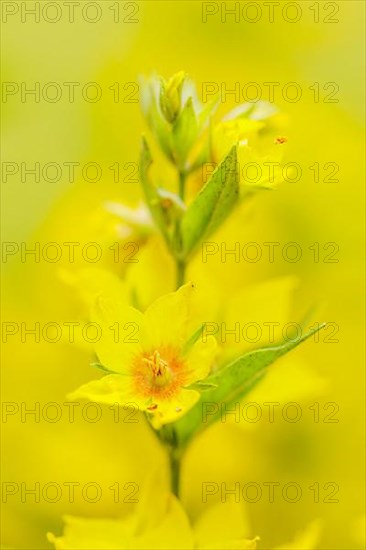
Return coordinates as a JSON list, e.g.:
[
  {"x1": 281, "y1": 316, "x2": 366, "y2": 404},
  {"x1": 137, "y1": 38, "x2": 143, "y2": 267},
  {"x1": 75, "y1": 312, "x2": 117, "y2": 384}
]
[
  {"x1": 125, "y1": 237, "x2": 175, "y2": 311},
  {"x1": 48, "y1": 478, "x2": 191, "y2": 549},
  {"x1": 134, "y1": 469, "x2": 170, "y2": 535},
  {"x1": 60, "y1": 267, "x2": 129, "y2": 310},
  {"x1": 149, "y1": 388, "x2": 200, "y2": 428},
  {"x1": 92, "y1": 294, "x2": 144, "y2": 374},
  {"x1": 213, "y1": 118, "x2": 264, "y2": 163},
  {"x1": 133, "y1": 495, "x2": 194, "y2": 550},
  {"x1": 47, "y1": 514, "x2": 135, "y2": 549},
  {"x1": 194, "y1": 501, "x2": 252, "y2": 546},
  {"x1": 144, "y1": 283, "x2": 195, "y2": 349},
  {"x1": 185, "y1": 335, "x2": 217, "y2": 385},
  {"x1": 352, "y1": 514, "x2": 366, "y2": 547},
  {"x1": 199, "y1": 538, "x2": 259, "y2": 550},
  {"x1": 275, "y1": 520, "x2": 321, "y2": 550},
  {"x1": 67, "y1": 374, "x2": 148, "y2": 410}
]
